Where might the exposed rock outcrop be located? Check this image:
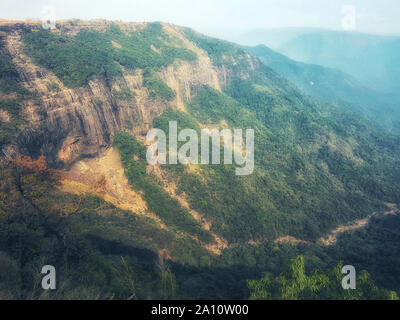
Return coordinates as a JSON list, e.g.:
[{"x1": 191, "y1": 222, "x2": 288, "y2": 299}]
[
  {"x1": 0, "y1": 20, "x2": 256, "y2": 255},
  {"x1": 2, "y1": 21, "x2": 222, "y2": 166}
]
